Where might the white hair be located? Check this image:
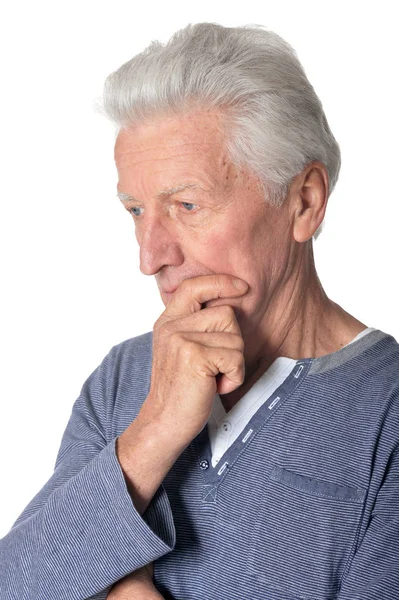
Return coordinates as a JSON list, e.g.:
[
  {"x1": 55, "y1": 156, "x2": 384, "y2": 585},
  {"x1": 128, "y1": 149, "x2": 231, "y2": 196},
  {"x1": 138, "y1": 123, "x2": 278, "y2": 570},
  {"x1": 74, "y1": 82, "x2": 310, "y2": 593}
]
[{"x1": 97, "y1": 22, "x2": 341, "y2": 240}]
